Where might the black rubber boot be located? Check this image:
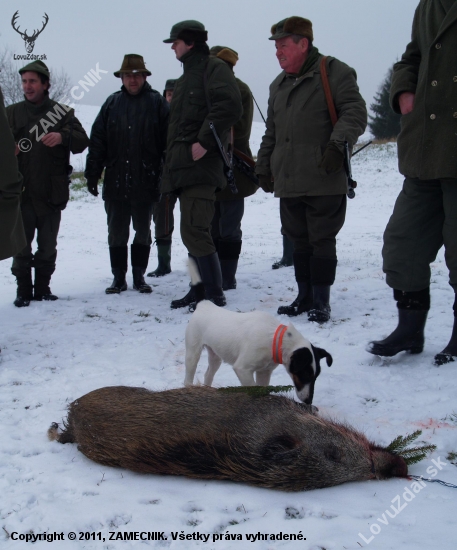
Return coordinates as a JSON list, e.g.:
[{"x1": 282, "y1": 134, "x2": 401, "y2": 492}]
[
  {"x1": 147, "y1": 239, "x2": 171, "y2": 277},
  {"x1": 34, "y1": 267, "x2": 58, "y2": 301},
  {"x1": 272, "y1": 234, "x2": 294, "y2": 269},
  {"x1": 218, "y1": 240, "x2": 242, "y2": 291},
  {"x1": 308, "y1": 286, "x2": 331, "y2": 323},
  {"x1": 307, "y1": 257, "x2": 337, "y2": 323},
  {"x1": 434, "y1": 297, "x2": 457, "y2": 365},
  {"x1": 171, "y1": 254, "x2": 197, "y2": 309},
  {"x1": 106, "y1": 246, "x2": 128, "y2": 294},
  {"x1": 12, "y1": 268, "x2": 33, "y2": 308},
  {"x1": 277, "y1": 253, "x2": 312, "y2": 316},
  {"x1": 131, "y1": 244, "x2": 152, "y2": 293},
  {"x1": 197, "y1": 252, "x2": 226, "y2": 307},
  {"x1": 368, "y1": 288, "x2": 430, "y2": 357}
]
